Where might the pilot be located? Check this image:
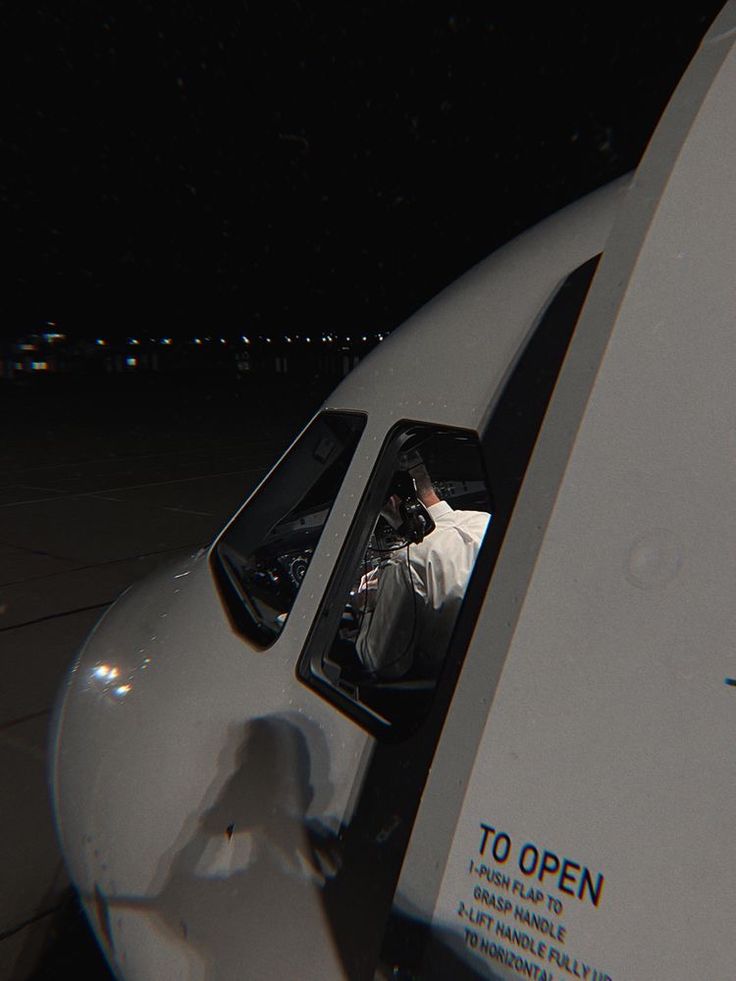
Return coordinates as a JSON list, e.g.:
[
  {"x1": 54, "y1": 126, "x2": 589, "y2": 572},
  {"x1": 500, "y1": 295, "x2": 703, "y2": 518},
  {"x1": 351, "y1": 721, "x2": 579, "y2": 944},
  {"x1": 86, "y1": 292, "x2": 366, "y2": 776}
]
[{"x1": 355, "y1": 457, "x2": 490, "y2": 679}]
